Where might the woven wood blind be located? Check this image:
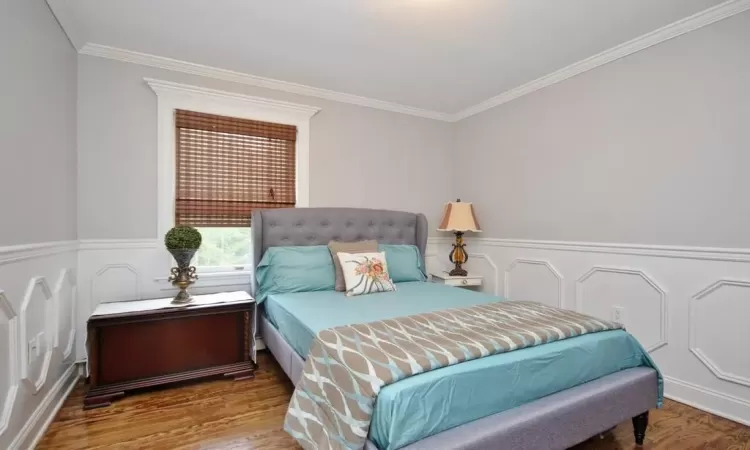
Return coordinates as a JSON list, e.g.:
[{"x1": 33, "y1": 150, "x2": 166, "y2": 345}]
[{"x1": 174, "y1": 109, "x2": 297, "y2": 227}]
